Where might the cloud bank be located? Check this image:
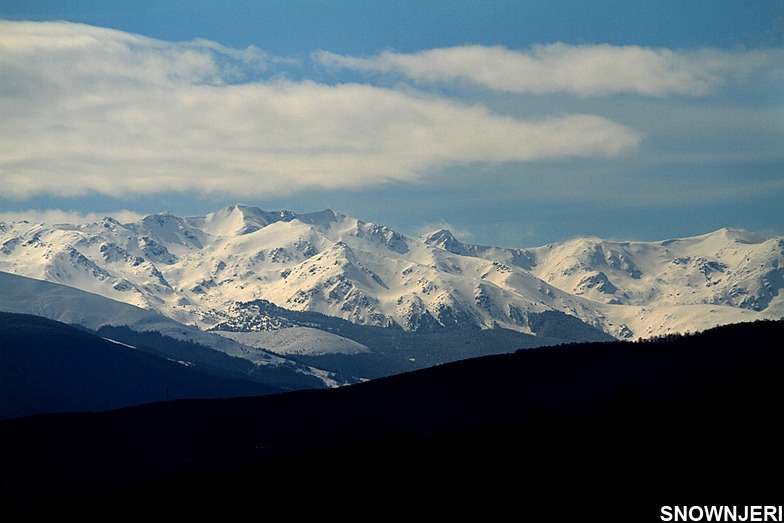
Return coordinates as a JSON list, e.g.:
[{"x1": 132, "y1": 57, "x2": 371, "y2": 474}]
[
  {"x1": 315, "y1": 43, "x2": 782, "y2": 97},
  {"x1": 6, "y1": 22, "x2": 779, "y2": 202},
  {"x1": 0, "y1": 21, "x2": 644, "y2": 199},
  {"x1": 0, "y1": 208, "x2": 144, "y2": 225}
]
